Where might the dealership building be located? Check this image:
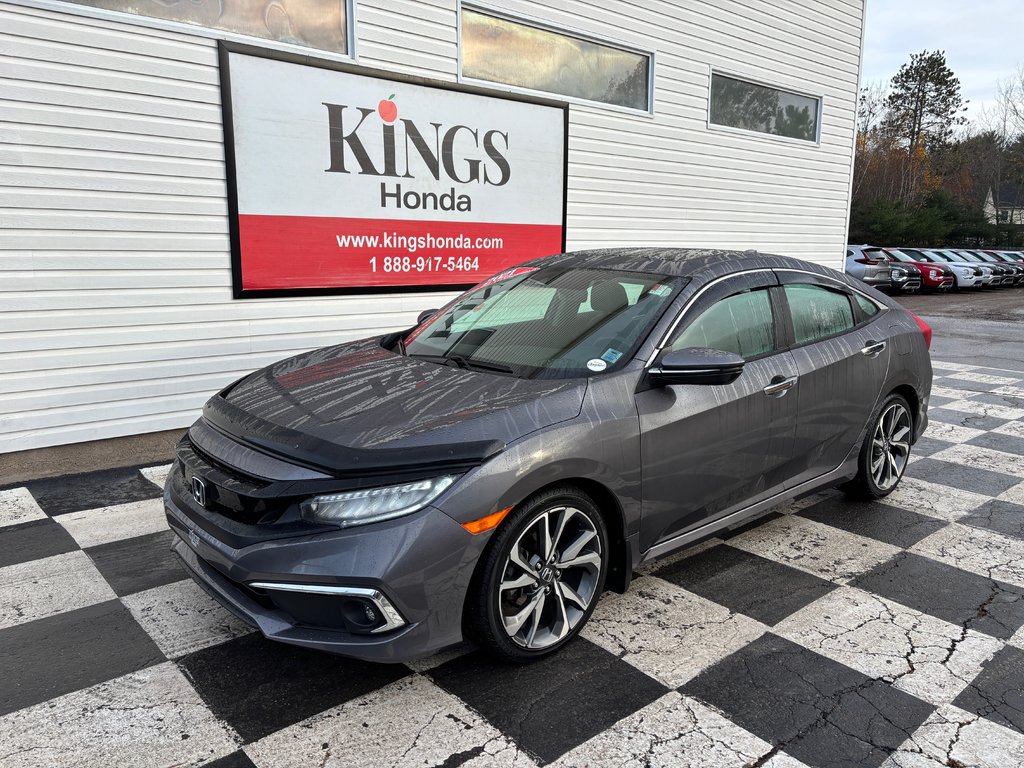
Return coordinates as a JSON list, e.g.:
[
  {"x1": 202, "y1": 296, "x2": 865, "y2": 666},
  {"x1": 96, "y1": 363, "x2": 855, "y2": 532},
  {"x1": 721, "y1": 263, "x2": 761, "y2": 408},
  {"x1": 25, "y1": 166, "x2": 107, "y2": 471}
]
[{"x1": 1, "y1": 0, "x2": 866, "y2": 453}]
